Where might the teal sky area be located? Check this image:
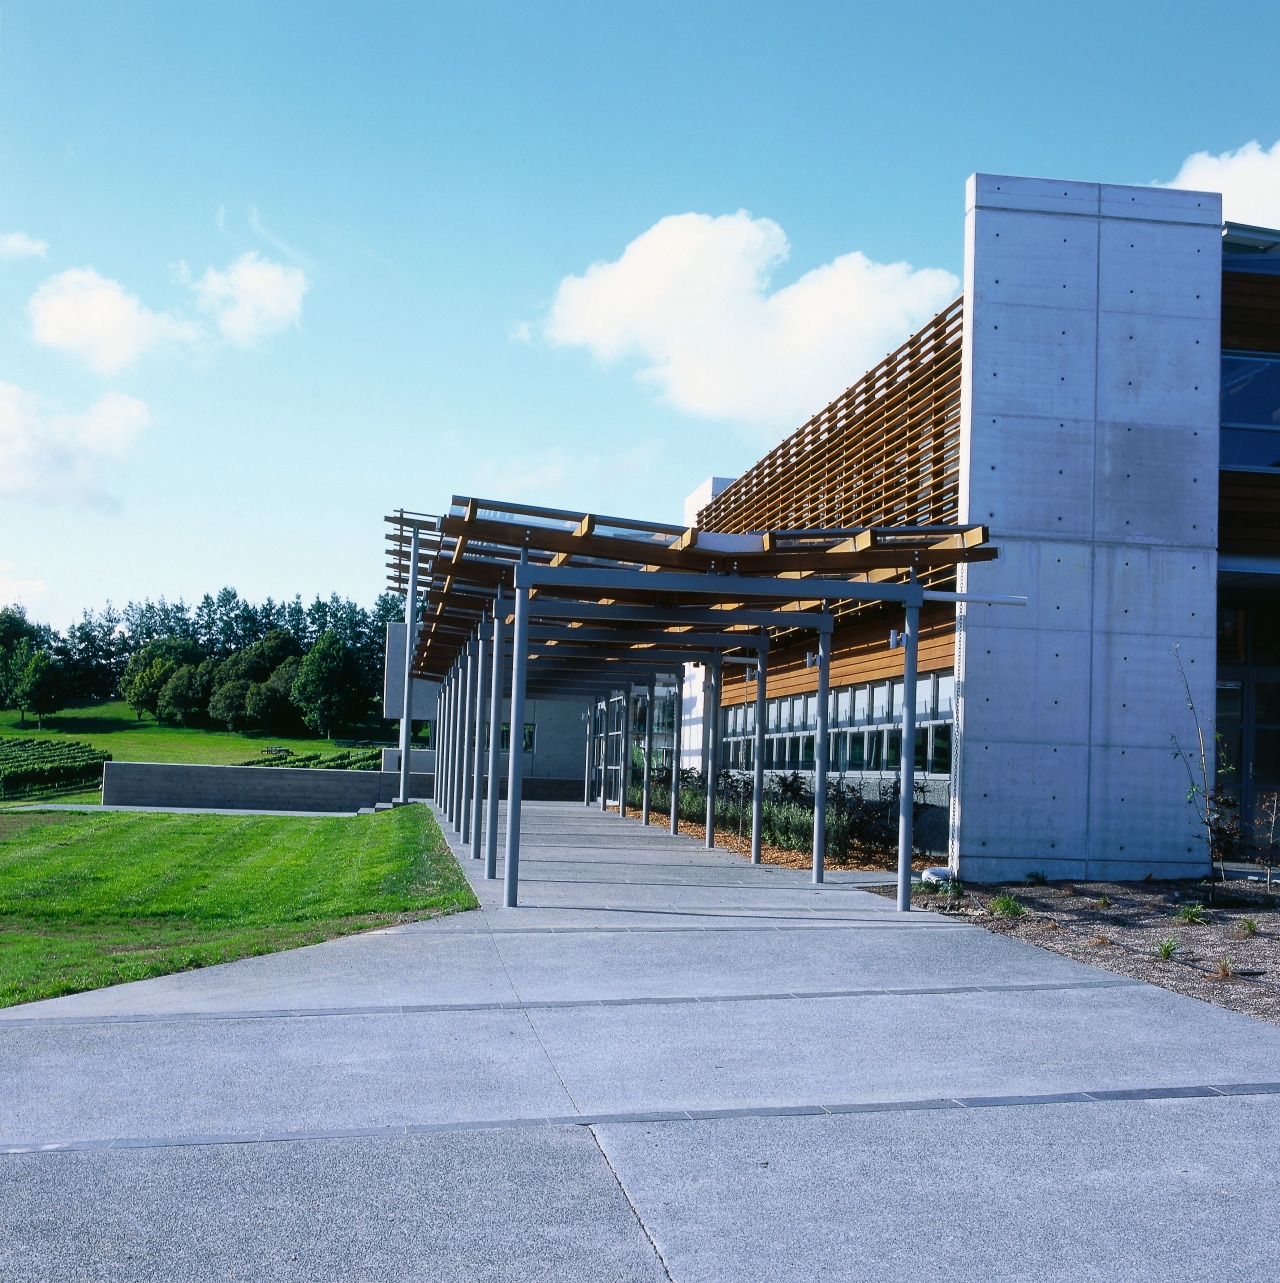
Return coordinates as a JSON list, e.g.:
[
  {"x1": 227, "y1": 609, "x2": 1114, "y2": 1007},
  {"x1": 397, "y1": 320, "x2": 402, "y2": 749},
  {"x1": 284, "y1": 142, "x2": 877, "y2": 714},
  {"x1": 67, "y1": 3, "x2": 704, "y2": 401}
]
[{"x1": 2, "y1": 0, "x2": 1279, "y2": 626}]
